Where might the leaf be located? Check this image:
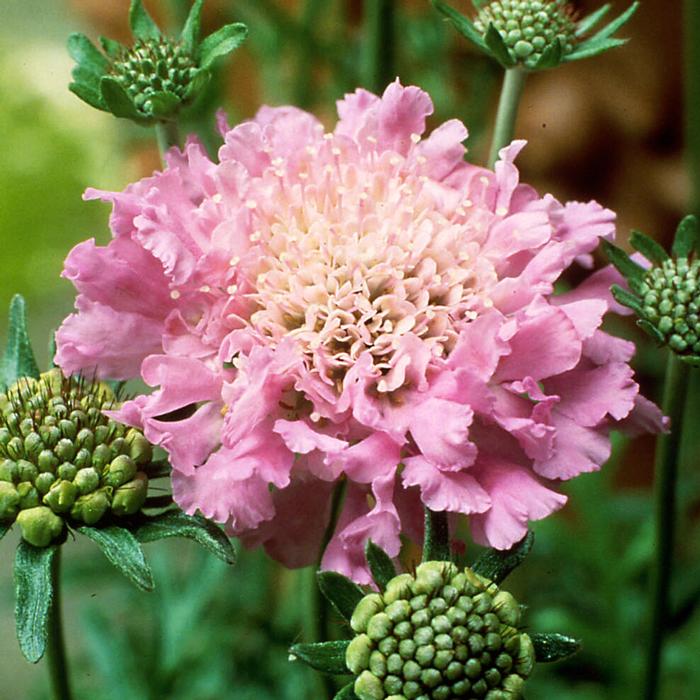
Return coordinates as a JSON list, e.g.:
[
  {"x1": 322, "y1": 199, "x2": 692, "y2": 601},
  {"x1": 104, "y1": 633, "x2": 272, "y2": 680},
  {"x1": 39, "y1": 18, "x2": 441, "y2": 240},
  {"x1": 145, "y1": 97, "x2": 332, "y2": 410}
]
[
  {"x1": 67, "y1": 33, "x2": 109, "y2": 78},
  {"x1": 431, "y1": 1, "x2": 488, "y2": 50},
  {"x1": 100, "y1": 77, "x2": 147, "y2": 122},
  {"x1": 532, "y1": 38, "x2": 563, "y2": 70},
  {"x1": 472, "y1": 531, "x2": 534, "y2": 584},
  {"x1": 637, "y1": 319, "x2": 666, "y2": 344},
  {"x1": 289, "y1": 640, "x2": 350, "y2": 674},
  {"x1": 2, "y1": 295, "x2": 40, "y2": 390},
  {"x1": 610, "y1": 284, "x2": 644, "y2": 316},
  {"x1": 672, "y1": 215, "x2": 699, "y2": 258},
  {"x1": 181, "y1": 0, "x2": 205, "y2": 51},
  {"x1": 680, "y1": 354, "x2": 700, "y2": 367},
  {"x1": 365, "y1": 540, "x2": 397, "y2": 591},
  {"x1": 99, "y1": 36, "x2": 124, "y2": 59},
  {"x1": 0, "y1": 523, "x2": 9, "y2": 541},
  {"x1": 135, "y1": 511, "x2": 236, "y2": 565},
  {"x1": 630, "y1": 230, "x2": 669, "y2": 264},
  {"x1": 484, "y1": 23, "x2": 516, "y2": 68},
  {"x1": 129, "y1": 0, "x2": 161, "y2": 41},
  {"x1": 145, "y1": 90, "x2": 181, "y2": 118},
  {"x1": 566, "y1": 37, "x2": 628, "y2": 62},
  {"x1": 198, "y1": 23, "x2": 249, "y2": 69},
  {"x1": 182, "y1": 69, "x2": 211, "y2": 101},
  {"x1": 334, "y1": 683, "x2": 359, "y2": 700},
  {"x1": 530, "y1": 632, "x2": 581, "y2": 662},
  {"x1": 575, "y1": 4, "x2": 611, "y2": 37},
  {"x1": 69, "y1": 81, "x2": 107, "y2": 111},
  {"x1": 78, "y1": 525, "x2": 154, "y2": 591},
  {"x1": 586, "y1": 1, "x2": 639, "y2": 43},
  {"x1": 317, "y1": 571, "x2": 365, "y2": 622},
  {"x1": 600, "y1": 240, "x2": 646, "y2": 289},
  {"x1": 14, "y1": 542, "x2": 57, "y2": 663}
]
